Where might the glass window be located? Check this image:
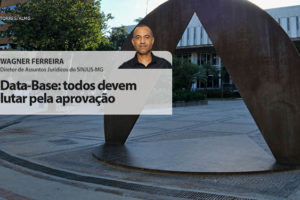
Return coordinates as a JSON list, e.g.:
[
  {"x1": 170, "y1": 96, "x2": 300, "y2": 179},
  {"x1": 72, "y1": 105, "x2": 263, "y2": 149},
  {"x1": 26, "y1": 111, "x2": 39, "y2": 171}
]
[
  {"x1": 197, "y1": 53, "x2": 218, "y2": 65},
  {"x1": 183, "y1": 52, "x2": 192, "y2": 63},
  {"x1": 197, "y1": 54, "x2": 201, "y2": 65},
  {"x1": 212, "y1": 53, "x2": 219, "y2": 66},
  {"x1": 1, "y1": 5, "x2": 16, "y2": 13},
  {"x1": 207, "y1": 76, "x2": 213, "y2": 88},
  {"x1": 207, "y1": 54, "x2": 211, "y2": 64},
  {"x1": 200, "y1": 53, "x2": 206, "y2": 65}
]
